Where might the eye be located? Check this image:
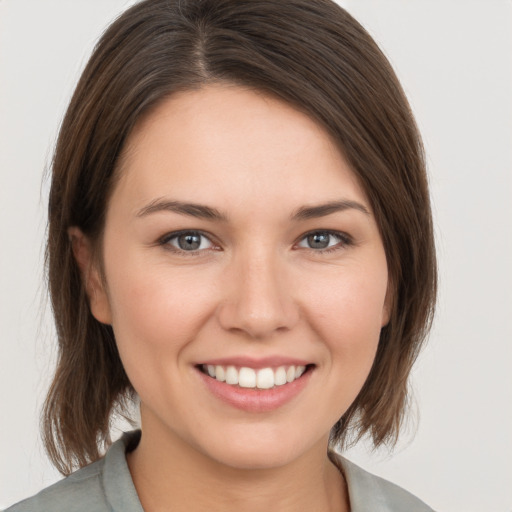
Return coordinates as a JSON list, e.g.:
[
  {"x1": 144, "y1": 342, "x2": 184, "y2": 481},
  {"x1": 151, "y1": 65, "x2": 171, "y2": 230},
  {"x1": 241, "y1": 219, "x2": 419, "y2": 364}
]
[
  {"x1": 161, "y1": 230, "x2": 215, "y2": 252},
  {"x1": 296, "y1": 231, "x2": 351, "y2": 251}
]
